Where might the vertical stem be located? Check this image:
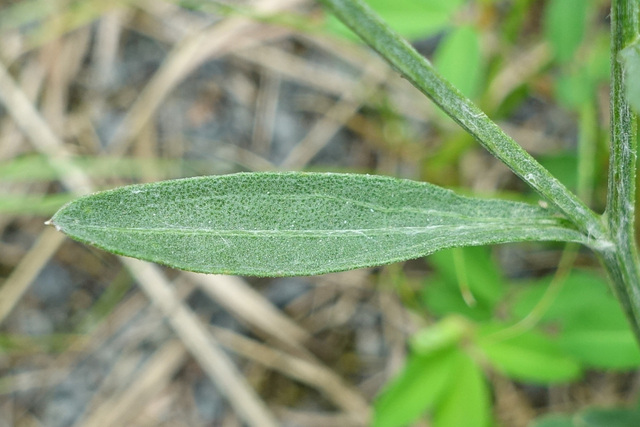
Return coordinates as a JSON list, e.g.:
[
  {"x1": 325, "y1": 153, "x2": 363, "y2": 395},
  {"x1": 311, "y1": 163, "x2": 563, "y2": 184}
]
[
  {"x1": 604, "y1": 0, "x2": 640, "y2": 340},
  {"x1": 318, "y1": 0, "x2": 607, "y2": 240}
]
